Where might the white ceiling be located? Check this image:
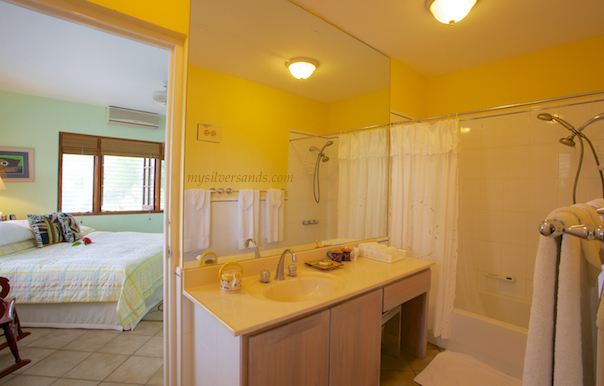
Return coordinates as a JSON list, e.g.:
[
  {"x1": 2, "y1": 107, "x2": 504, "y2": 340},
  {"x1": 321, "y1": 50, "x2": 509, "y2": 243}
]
[
  {"x1": 292, "y1": 0, "x2": 604, "y2": 78},
  {"x1": 0, "y1": 1, "x2": 170, "y2": 114}
]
